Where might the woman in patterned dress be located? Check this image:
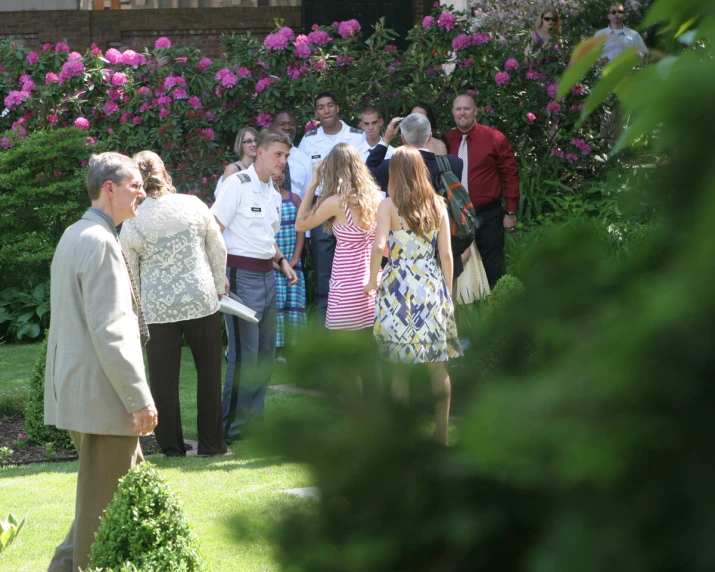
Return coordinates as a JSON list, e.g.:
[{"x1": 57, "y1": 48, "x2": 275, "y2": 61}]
[
  {"x1": 295, "y1": 143, "x2": 382, "y2": 333},
  {"x1": 364, "y1": 146, "x2": 461, "y2": 446},
  {"x1": 271, "y1": 169, "x2": 307, "y2": 359}
]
